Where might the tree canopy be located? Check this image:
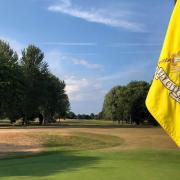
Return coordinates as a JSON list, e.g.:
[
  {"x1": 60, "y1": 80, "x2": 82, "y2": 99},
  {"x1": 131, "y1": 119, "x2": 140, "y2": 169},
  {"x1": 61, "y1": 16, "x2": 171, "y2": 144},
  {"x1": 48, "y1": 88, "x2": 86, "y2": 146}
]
[
  {"x1": 0, "y1": 40, "x2": 70, "y2": 125},
  {"x1": 102, "y1": 81, "x2": 157, "y2": 125}
]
